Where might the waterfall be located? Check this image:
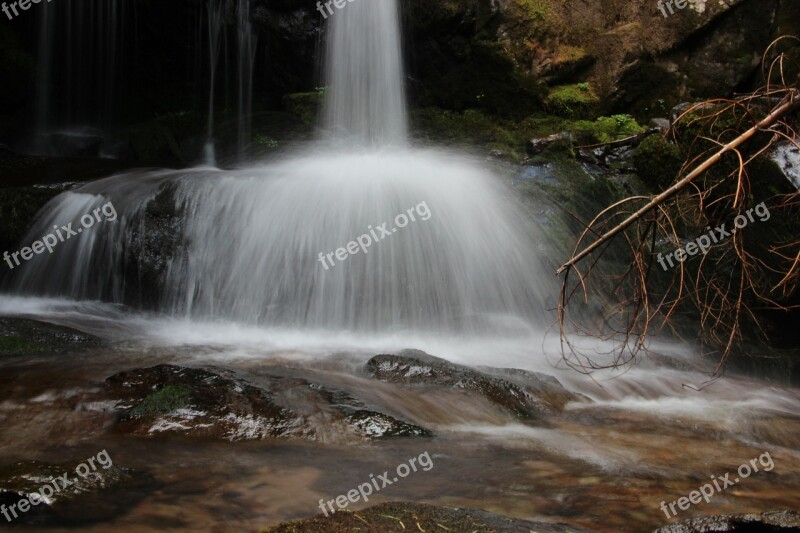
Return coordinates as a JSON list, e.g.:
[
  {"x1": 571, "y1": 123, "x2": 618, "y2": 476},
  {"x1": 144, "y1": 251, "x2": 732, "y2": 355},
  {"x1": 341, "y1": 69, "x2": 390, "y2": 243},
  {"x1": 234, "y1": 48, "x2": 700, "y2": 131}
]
[
  {"x1": 4, "y1": 0, "x2": 554, "y2": 336},
  {"x1": 323, "y1": 0, "x2": 408, "y2": 146}
]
